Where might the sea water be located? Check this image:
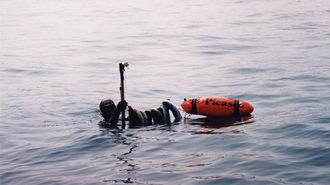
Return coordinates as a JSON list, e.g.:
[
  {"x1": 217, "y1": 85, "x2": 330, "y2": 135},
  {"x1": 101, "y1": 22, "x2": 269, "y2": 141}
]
[{"x1": 1, "y1": 0, "x2": 330, "y2": 184}]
